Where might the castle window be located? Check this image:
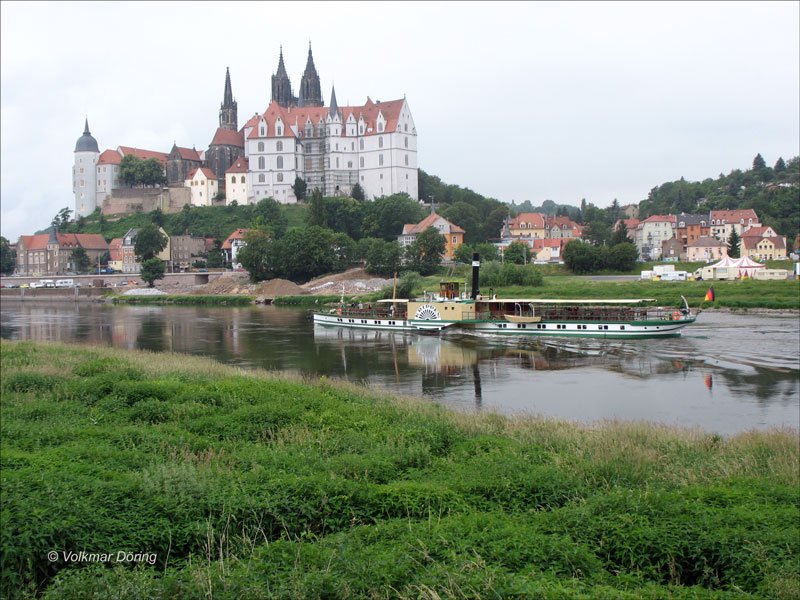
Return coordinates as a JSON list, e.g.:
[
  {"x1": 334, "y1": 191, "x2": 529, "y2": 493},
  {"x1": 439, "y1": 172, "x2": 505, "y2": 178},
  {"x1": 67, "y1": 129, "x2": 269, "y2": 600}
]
[
  {"x1": 231, "y1": 176, "x2": 236, "y2": 184},
  {"x1": 405, "y1": 137, "x2": 408, "y2": 148},
  {"x1": 404, "y1": 124, "x2": 408, "y2": 132},
  {"x1": 277, "y1": 173, "x2": 284, "y2": 182},
  {"x1": 347, "y1": 161, "x2": 352, "y2": 168},
  {"x1": 276, "y1": 141, "x2": 283, "y2": 152},
  {"x1": 360, "y1": 157, "x2": 364, "y2": 168},
  {"x1": 260, "y1": 127, "x2": 265, "y2": 136},
  {"x1": 277, "y1": 156, "x2": 283, "y2": 169},
  {"x1": 405, "y1": 155, "x2": 408, "y2": 166},
  {"x1": 240, "y1": 176, "x2": 245, "y2": 183},
  {"x1": 336, "y1": 157, "x2": 339, "y2": 168},
  {"x1": 258, "y1": 156, "x2": 265, "y2": 170},
  {"x1": 379, "y1": 137, "x2": 384, "y2": 148},
  {"x1": 379, "y1": 155, "x2": 384, "y2": 166},
  {"x1": 258, "y1": 174, "x2": 265, "y2": 183},
  {"x1": 258, "y1": 142, "x2": 264, "y2": 152},
  {"x1": 359, "y1": 139, "x2": 364, "y2": 150},
  {"x1": 277, "y1": 126, "x2": 283, "y2": 136}
]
